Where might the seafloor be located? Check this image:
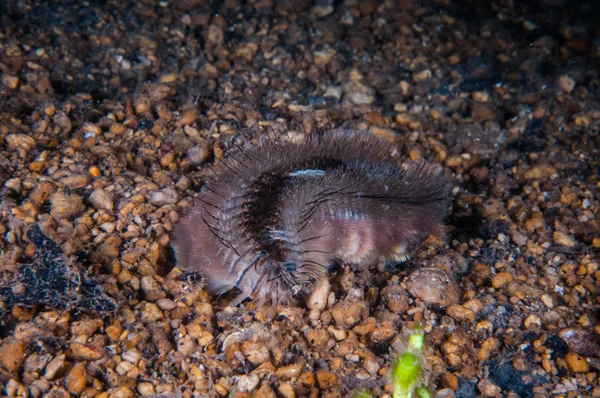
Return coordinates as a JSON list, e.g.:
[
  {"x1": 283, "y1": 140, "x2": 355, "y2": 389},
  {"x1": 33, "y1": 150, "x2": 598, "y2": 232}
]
[{"x1": 0, "y1": 0, "x2": 599, "y2": 397}]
